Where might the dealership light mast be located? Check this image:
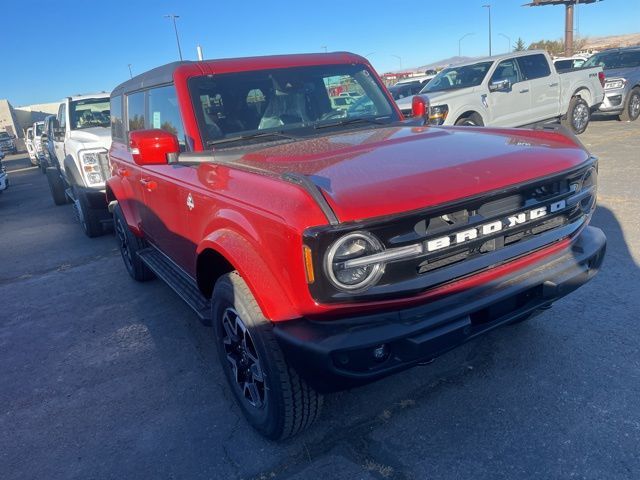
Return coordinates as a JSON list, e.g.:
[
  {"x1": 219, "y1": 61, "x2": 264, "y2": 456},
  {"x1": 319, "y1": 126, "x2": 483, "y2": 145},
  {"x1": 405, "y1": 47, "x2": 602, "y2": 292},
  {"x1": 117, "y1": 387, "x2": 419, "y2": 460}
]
[
  {"x1": 524, "y1": 0, "x2": 603, "y2": 56},
  {"x1": 164, "y1": 14, "x2": 183, "y2": 61}
]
